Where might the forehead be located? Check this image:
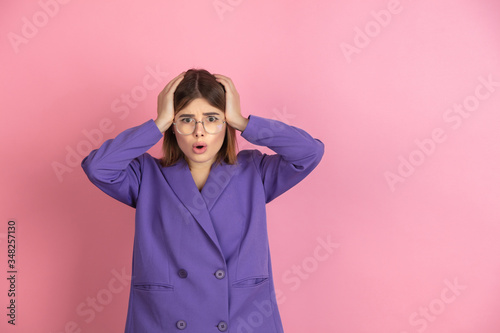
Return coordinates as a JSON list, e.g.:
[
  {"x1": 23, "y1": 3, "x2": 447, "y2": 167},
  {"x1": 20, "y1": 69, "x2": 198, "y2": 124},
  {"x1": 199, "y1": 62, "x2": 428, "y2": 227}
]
[{"x1": 177, "y1": 98, "x2": 223, "y2": 116}]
